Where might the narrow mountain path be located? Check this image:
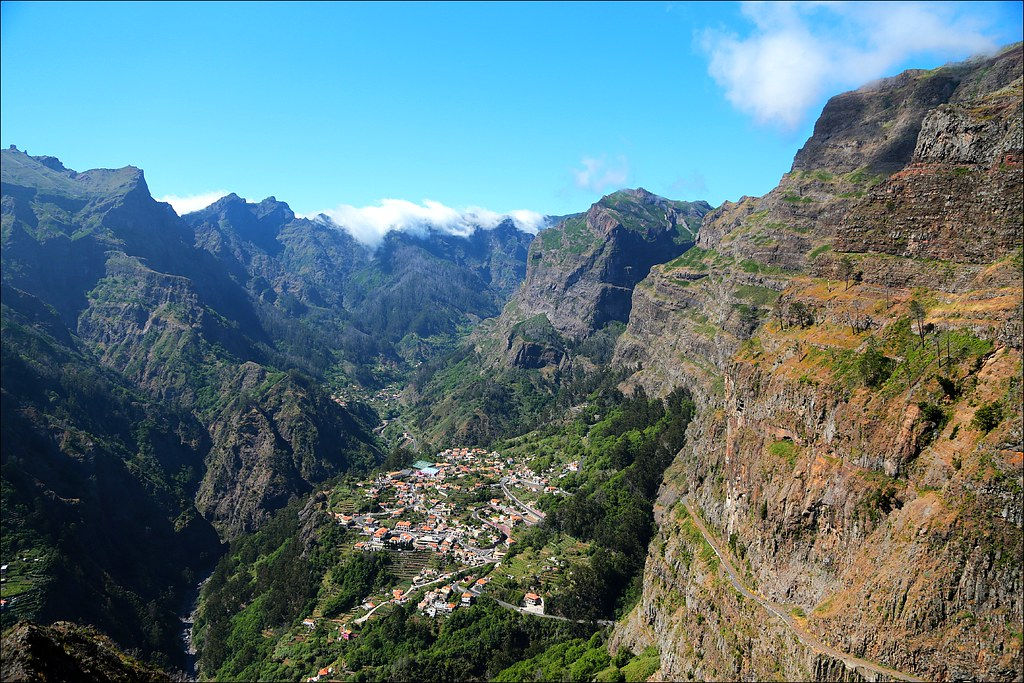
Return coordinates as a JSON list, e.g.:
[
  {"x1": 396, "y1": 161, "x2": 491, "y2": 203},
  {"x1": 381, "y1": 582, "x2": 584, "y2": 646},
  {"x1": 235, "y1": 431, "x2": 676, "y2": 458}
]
[{"x1": 681, "y1": 498, "x2": 923, "y2": 683}]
